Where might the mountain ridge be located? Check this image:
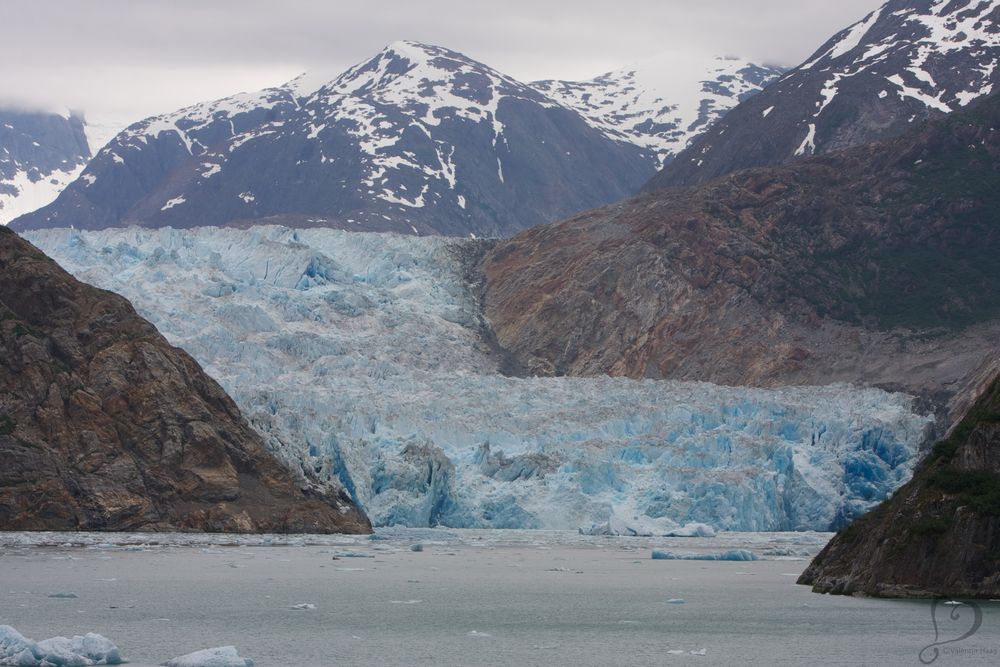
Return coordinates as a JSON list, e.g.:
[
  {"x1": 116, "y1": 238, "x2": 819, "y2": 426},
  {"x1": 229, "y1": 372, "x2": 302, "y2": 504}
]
[
  {"x1": 648, "y1": 0, "x2": 1000, "y2": 189},
  {"x1": 477, "y1": 91, "x2": 1000, "y2": 431},
  {"x1": 9, "y1": 41, "x2": 778, "y2": 237}
]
